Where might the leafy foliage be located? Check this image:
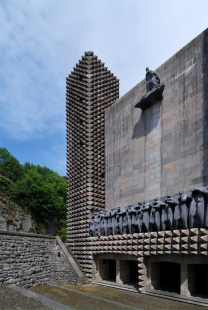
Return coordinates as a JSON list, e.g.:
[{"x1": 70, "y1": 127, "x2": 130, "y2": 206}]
[
  {"x1": 0, "y1": 174, "x2": 14, "y2": 196},
  {"x1": 0, "y1": 148, "x2": 24, "y2": 182},
  {"x1": 0, "y1": 148, "x2": 67, "y2": 232}
]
